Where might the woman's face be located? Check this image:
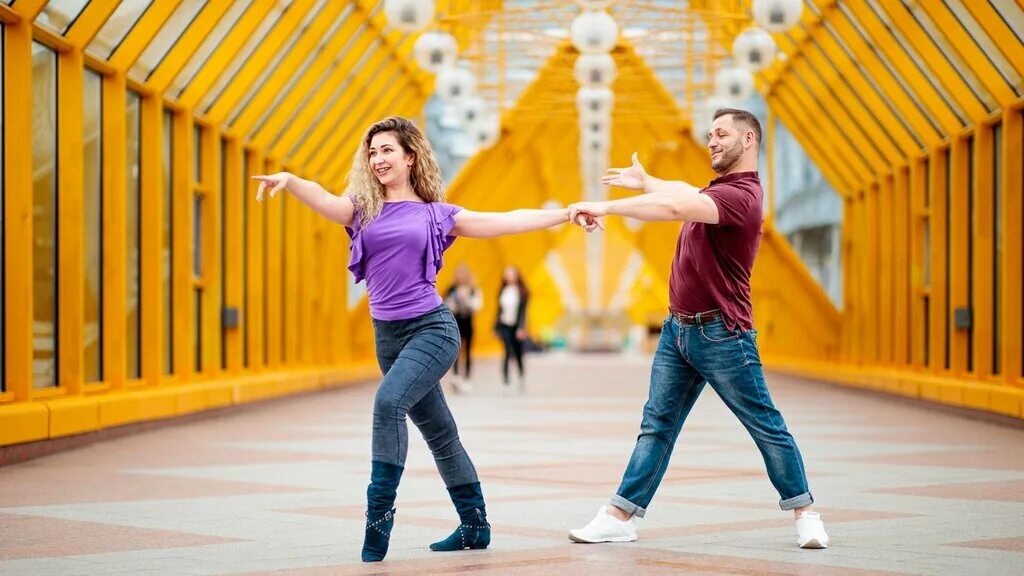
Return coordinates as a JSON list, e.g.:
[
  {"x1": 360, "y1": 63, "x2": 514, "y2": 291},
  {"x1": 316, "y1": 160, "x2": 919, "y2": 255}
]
[
  {"x1": 368, "y1": 131, "x2": 414, "y2": 188},
  {"x1": 504, "y1": 266, "x2": 519, "y2": 283},
  {"x1": 455, "y1": 265, "x2": 471, "y2": 284}
]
